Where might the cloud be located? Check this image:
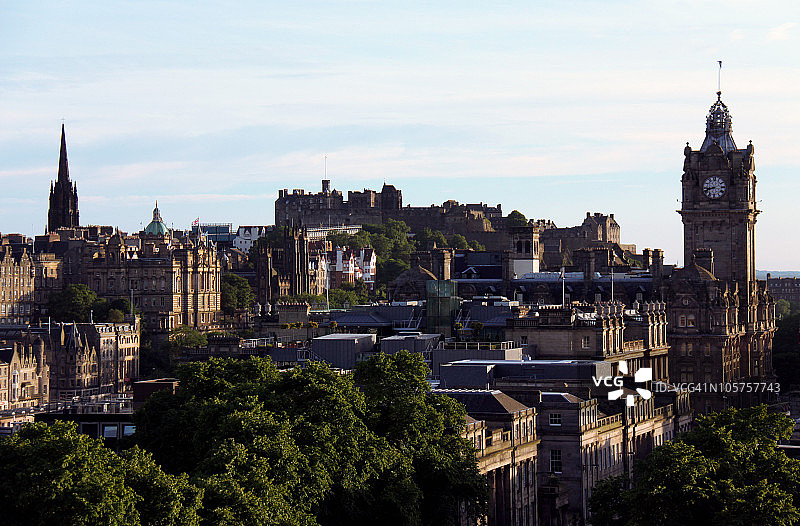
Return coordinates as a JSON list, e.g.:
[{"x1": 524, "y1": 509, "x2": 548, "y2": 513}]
[{"x1": 767, "y1": 22, "x2": 796, "y2": 40}]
